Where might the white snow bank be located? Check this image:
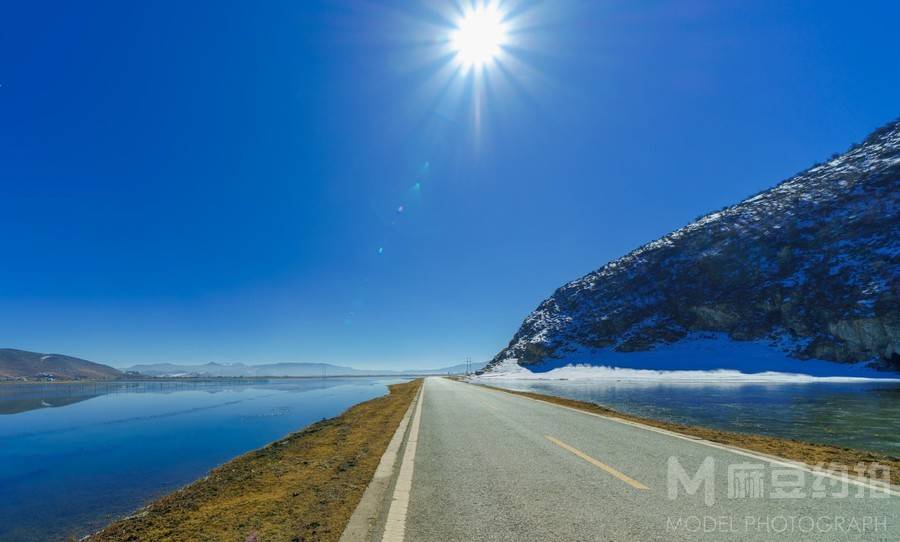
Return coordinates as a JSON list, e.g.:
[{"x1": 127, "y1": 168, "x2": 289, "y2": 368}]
[
  {"x1": 475, "y1": 364, "x2": 899, "y2": 383},
  {"x1": 478, "y1": 334, "x2": 900, "y2": 383}
]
